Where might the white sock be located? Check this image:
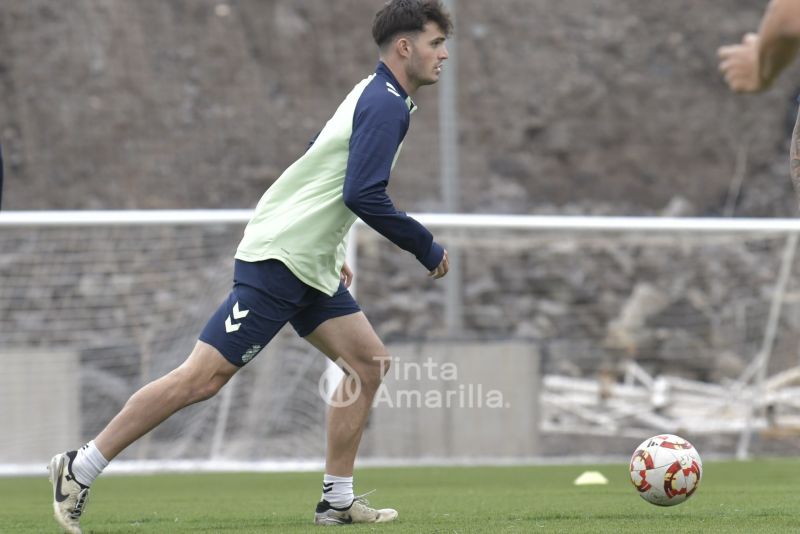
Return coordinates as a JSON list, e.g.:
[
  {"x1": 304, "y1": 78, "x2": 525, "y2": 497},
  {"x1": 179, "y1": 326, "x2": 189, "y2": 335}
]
[
  {"x1": 321, "y1": 474, "x2": 354, "y2": 509},
  {"x1": 71, "y1": 441, "x2": 109, "y2": 487}
]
